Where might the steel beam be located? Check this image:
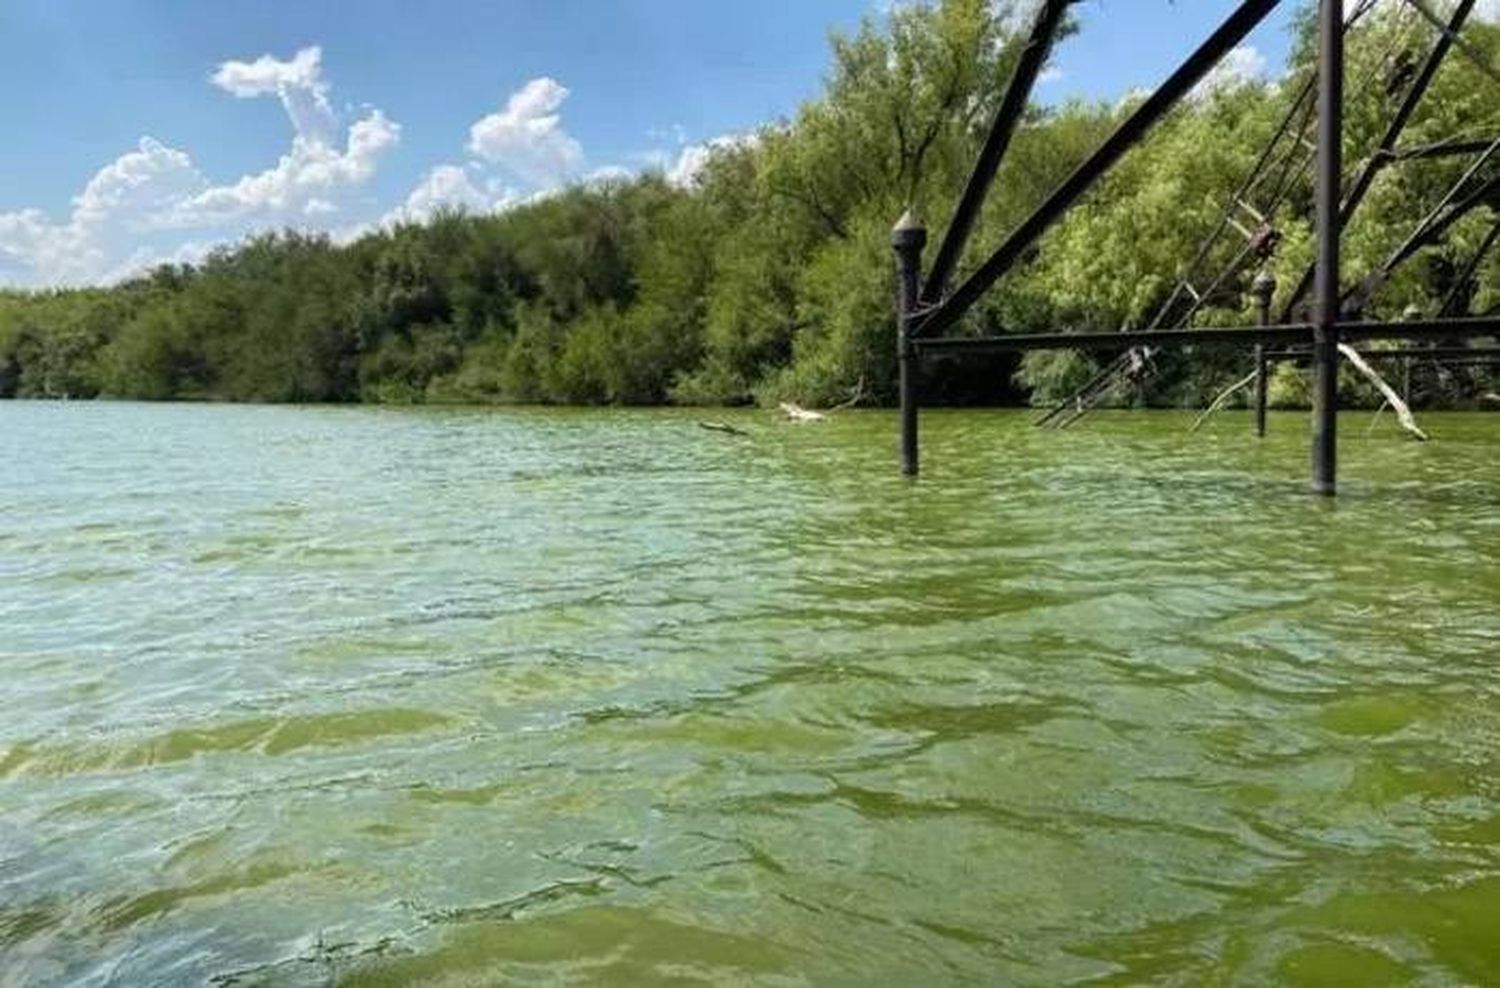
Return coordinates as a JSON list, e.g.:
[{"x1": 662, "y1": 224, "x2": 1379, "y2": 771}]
[
  {"x1": 1400, "y1": 0, "x2": 1500, "y2": 89},
  {"x1": 914, "y1": 0, "x2": 1283, "y2": 340},
  {"x1": 914, "y1": 325, "x2": 1318, "y2": 354},
  {"x1": 1440, "y1": 217, "x2": 1500, "y2": 316},
  {"x1": 1342, "y1": 315, "x2": 1500, "y2": 340},
  {"x1": 921, "y1": 0, "x2": 1073, "y2": 304},
  {"x1": 1346, "y1": 160, "x2": 1500, "y2": 312},
  {"x1": 1266, "y1": 345, "x2": 1500, "y2": 358},
  {"x1": 1311, "y1": 0, "x2": 1343, "y2": 496},
  {"x1": 913, "y1": 317, "x2": 1500, "y2": 357},
  {"x1": 1392, "y1": 138, "x2": 1500, "y2": 161},
  {"x1": 893, "y1": 212, "x2": 928, "y2": 476},
  {"x1": 1282, "y1": 0, "x2": 1474, "y2": 326}
]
